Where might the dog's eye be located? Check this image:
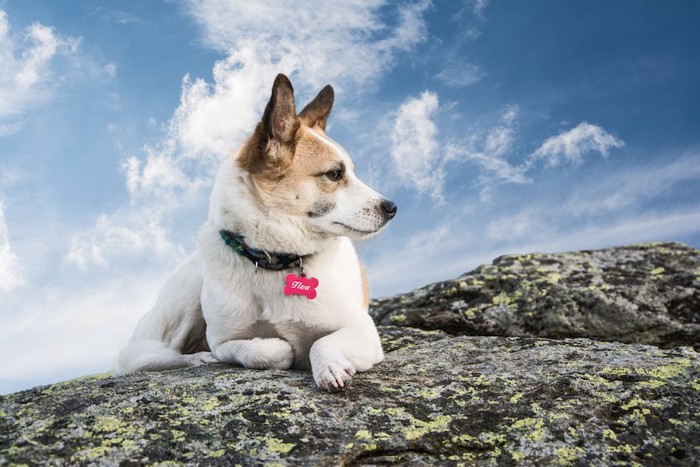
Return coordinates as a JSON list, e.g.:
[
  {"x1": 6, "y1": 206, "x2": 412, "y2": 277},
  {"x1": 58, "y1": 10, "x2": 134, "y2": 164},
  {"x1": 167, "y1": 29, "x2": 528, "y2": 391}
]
[{"x1": 325, "y1": 169, "x2": 343, "y2": 182}]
